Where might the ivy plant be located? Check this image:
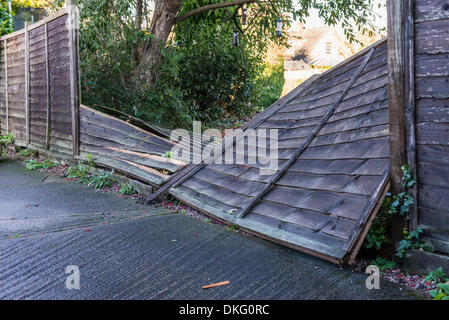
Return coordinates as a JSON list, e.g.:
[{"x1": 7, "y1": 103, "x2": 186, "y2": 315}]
[
  {"x1": 430, "y1": 282, "x2": 449, "y2": 300},
  {"x1": 395, "y1": 227, "x2": 434, "y2": 259},
  {"x1": 390, "y1": 165, "x2": 416, "y2": 216},
  {"x1": 425, "y1": 267, "x2": 449, "y2": 283}
]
